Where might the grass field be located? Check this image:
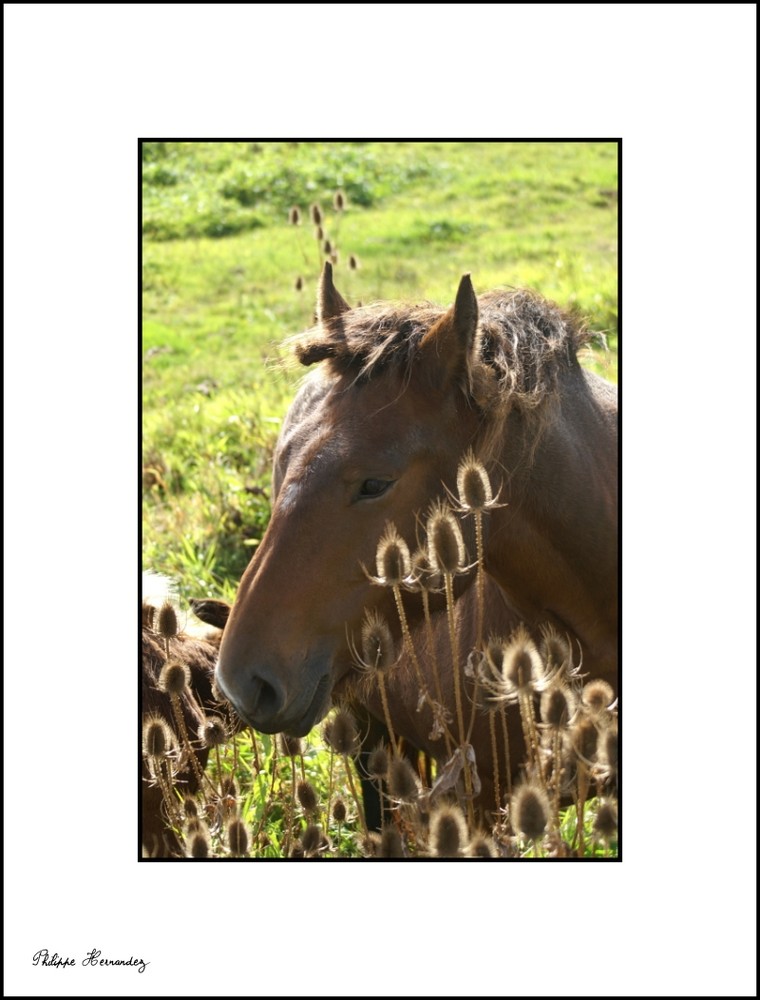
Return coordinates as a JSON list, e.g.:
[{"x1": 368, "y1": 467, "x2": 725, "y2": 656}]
[
  {"x1": 142, "y1": 140, "x2": 619, "y2": 858},
  {"x1": 143, "y1": 140, "x2": 618, "y2": 599}
]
